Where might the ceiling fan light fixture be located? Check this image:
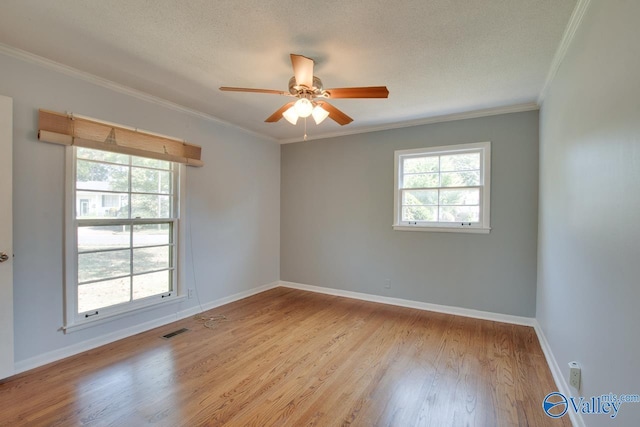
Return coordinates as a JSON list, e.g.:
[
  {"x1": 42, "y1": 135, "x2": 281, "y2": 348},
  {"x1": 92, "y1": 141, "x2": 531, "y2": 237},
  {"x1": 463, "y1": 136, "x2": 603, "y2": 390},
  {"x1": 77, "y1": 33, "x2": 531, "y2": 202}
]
[
  {"x1": 294, "y1": 98, "x2": 313, "y2": 117},
  {"x1": 221, "y1": 53, "x2": 387, "y2": 128},
  {"x1": 312, "y1": 105, "x2": 330, "y2": 124},
  {"x1": 282, "y1": 106, "x2": 299, "y2": 125}
]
